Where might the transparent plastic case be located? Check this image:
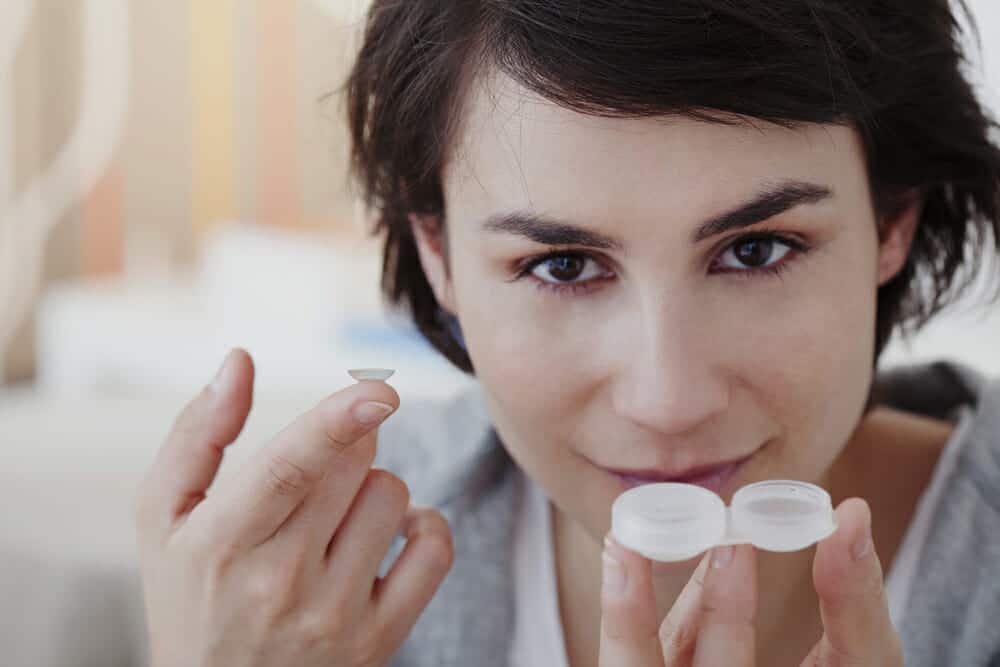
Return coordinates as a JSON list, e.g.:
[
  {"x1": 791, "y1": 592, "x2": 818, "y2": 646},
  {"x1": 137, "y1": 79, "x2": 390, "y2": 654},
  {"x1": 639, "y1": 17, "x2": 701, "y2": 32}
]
[{"x1": 611, "y1": 480, "x2": 837, "y2": 561}]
